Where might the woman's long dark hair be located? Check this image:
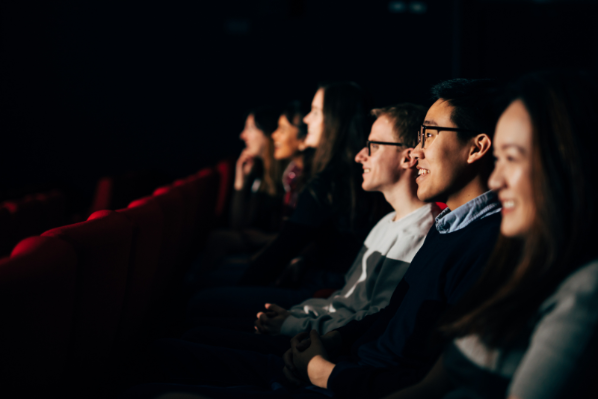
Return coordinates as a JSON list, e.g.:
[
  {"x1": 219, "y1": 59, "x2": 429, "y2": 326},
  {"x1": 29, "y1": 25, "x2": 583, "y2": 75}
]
[
  {"x1": 440, "y1": 70, "x2": 598, "y2": 348},
  {"x1": 251, "y1": 106, "x2": 284, "y2": 196},
  {"x1": 309, "y1": 82, "x2": 375, "y2": 229}
]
